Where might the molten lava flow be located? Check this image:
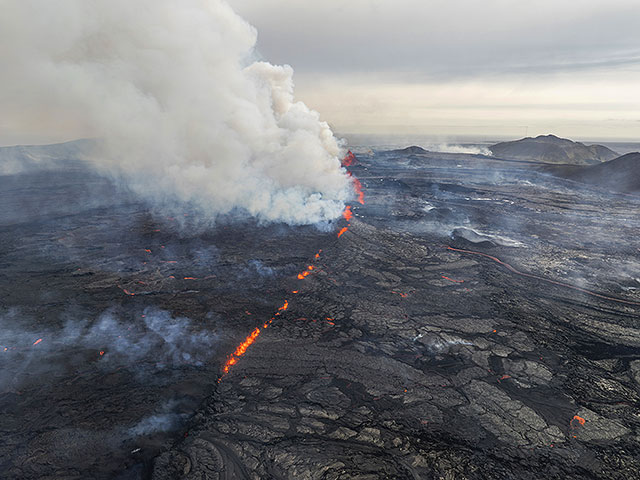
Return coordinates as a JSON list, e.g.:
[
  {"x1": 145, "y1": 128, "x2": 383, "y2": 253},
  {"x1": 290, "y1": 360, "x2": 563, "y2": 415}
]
[
  {"x1": 221, "y1": 154, "x2": 366, "y2": 380},
  {"x1": 221, "y1": 299, "x2": 291, "y2": 377},
  {"x1": 118, "y1": 285, "x2": 135, "y2": 296},
  {"x1": 342, "y1": 150, "x2": 357, "y2": 167},
  {"x1": 99, "y1": 350, "x2": 105, "y2": 356},
  {"x1": 441, "y1": 275, "x2": 464, "y2": 283},
  {"x1": 571, "y1": 415, "x2": 586, "y2": 427},
  {"x1": 183, "y1": 277, "x2": 197, "y2": 280},
  {"x1": 341, "y1": 151, "x2": 364, "y2": 205},
  {"x1": 391, "y1": 291, "x2": 408, "y2": 298},
  {"x1": 352, "y1": 177, "x2": 365, "y2": 205},
  {"x1": 222, "y1": 326, "x2": 261, "y2": 375},
  {"x1": 297, "y1": 265, "x2": 315, "y2": 279},
  {"x1": 446, "y1": 246, "x2": 640, "y2": 306},
  {"x1": 33, "y1": 338, "x2": 43, "y2": 346},
  {"x1": 343, "y1": 205, "x2": 353, "y2": 222}
]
